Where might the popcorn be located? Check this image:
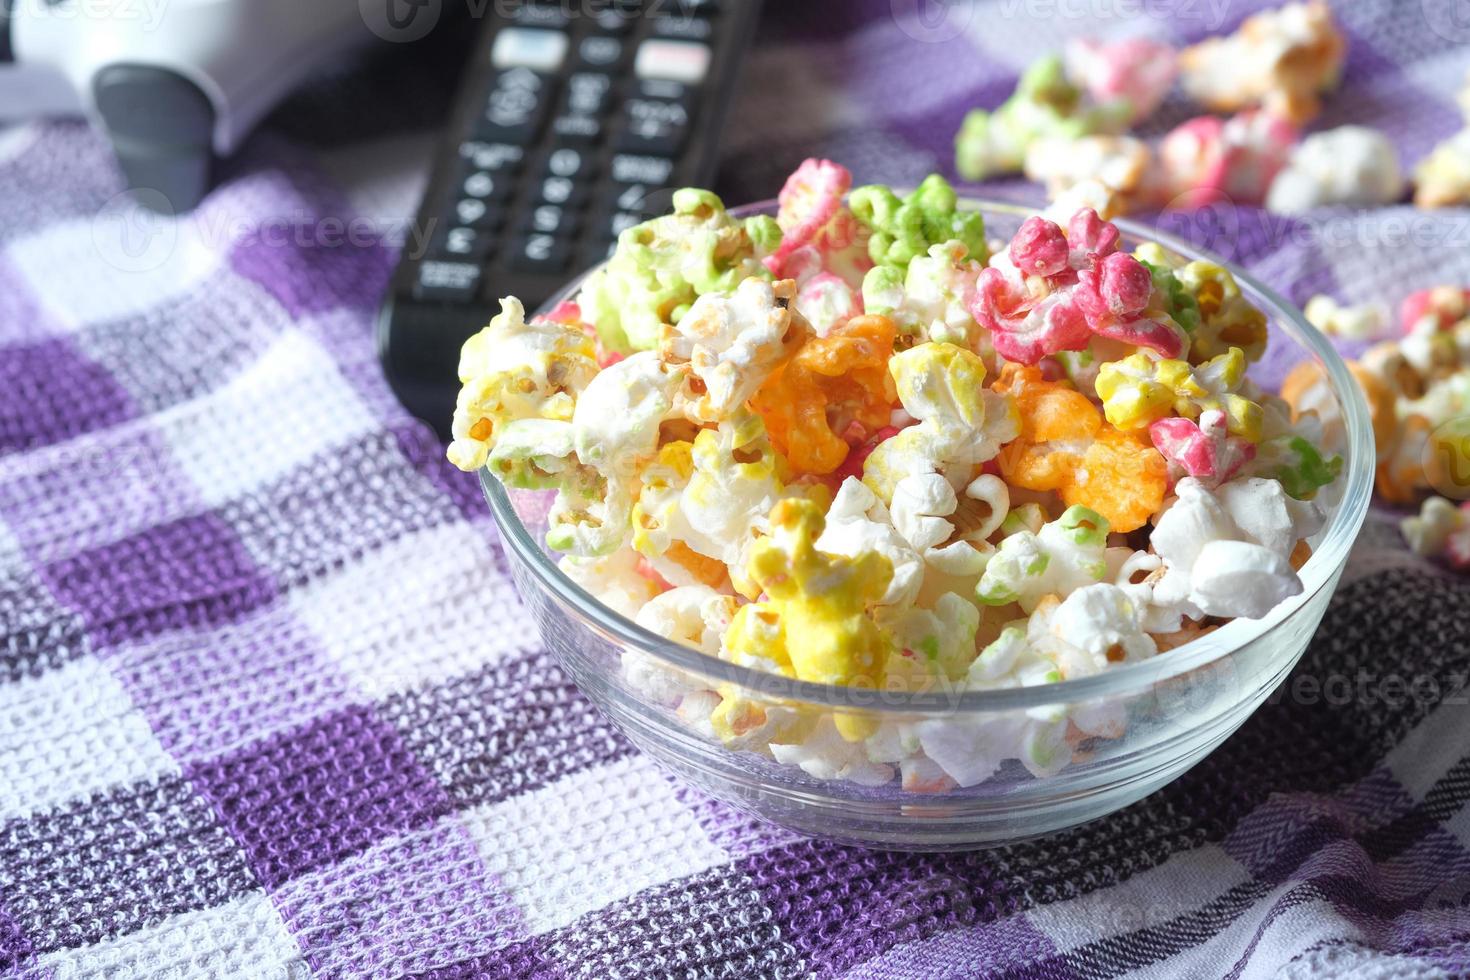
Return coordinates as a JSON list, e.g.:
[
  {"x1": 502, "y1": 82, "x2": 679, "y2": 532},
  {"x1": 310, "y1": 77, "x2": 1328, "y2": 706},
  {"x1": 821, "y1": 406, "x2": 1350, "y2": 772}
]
[
  {"x1": 1245, "y1": 396, "x2": 1344, "y2": 500},
  {"x1": 635, "y1": 586, "x2": 736, "y2": 656},
  {"x1": 770, "y1": 718, "x2": 895, "y2": 786},
  {"x1": 1303, "y1": 294, "x2": 1387, "y2": 342},
  {"x1": 559, "y1": 549, "x2": 660, "y2": 620},
  {"x1": 572, "y1": 350, "x2": 688, "y2": 472},
  {"x1": 1150, "y1": 477, "x2": 1318, "y2": 618},
  {"x1": 972, "y1": 209, "x2": 1190, "y2": 365},
  {"x1": 447, "y1": 297, "x2": 599, "y2": 471},
  {"x1": 862, "y1": 343, "x2": 1019, "y2": 503},
  {"x1": 976, "y1": 505, "x2": 1111, "y2": 612},
  {"x1": 1401, "y1": 287, "x2": 1470, "y2": 336},
  {"x1": 728, "y1": 498, "x2": 893, "y2": 736},
  {"x1": 1179, "y1": 1, "x2": 1345, "y2": 125},
  {"x1": 994, "y1": 364, "x2": 1168, "y2": 532},
  {"x1": 815, "y1": 477, "x2": 924, "y2": 609},
  {"x1": 766, "y1": 158, "x2": 853, "y2": 277},
  {"x1": 1150, "y1": 410, "x2": 1257, "y2": 488},
  {"x1": 578, "y1": 188, "x2": 780, "y2": 352},
  {"x1": 1171, "y1": 261, "x2": 1269, "y2": 364},
  {"x1": 850, "y1": 175, "x2": 988, "y2": 271},
  {"x1": 1400, "y1": 496, "x2": 1469, "y2": 568},
  {"x1": 883, "y1": 592, "x2": 981, "y2": 684},
  {"x1": 1095, "y1": 347, "x2": 1263, "y2": 439},
  {"x1": 888, "y1": 471, "x2": 1006, "y2": 580},
  {"x1": 1024, "y1": 134, "x2": 1154, "y2": 213},
  {"x1": 862, "y1": 240, "x2": 985, "y2": 349},
  {"x1": 486, "y1": 418, "x2": 580, "y2": 490},
  {"x1": 954, "y1": 54, "x2": 1130, "y2": 181},
  {"x1": 752, "y1": 313, "x2": 897, "y2": 475},
  {"x1": 1031, "y1": 583, "x2": 1159, "y2": 668},
  {"x1": 1266, "y1": 126, "x2": 1405, "y2": 213},
  {"x1": 662, "y1": 277, "x2": 808, "y2": 423},
  {"x1": 1158, "y1": 111, "x2": 1297, "y2": 207},
  {"x1": 1063, "y1": 37, "x2": 1177, "y2": 126},
  {"x1": 1414, "y1": 129, "x2": 1470, "y2": 209},
  {"x1": 679, "y1": 412, "x2": 787, "y2": 577}
]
